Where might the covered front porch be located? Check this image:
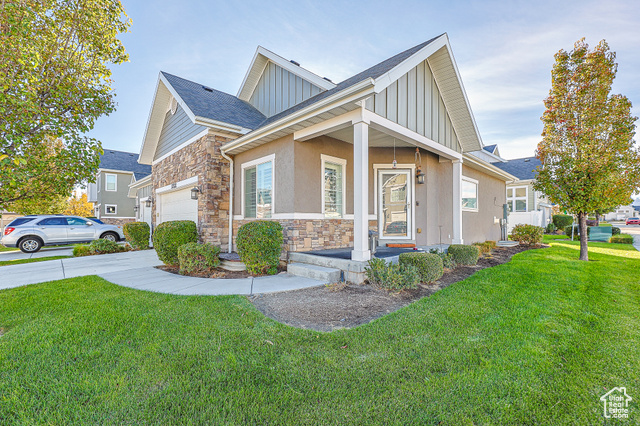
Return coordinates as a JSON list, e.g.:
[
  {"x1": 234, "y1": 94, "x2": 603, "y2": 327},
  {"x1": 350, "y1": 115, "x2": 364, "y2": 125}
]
[{"x1": 293, "y1": 107, "x2": 464, "y2": 262}]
